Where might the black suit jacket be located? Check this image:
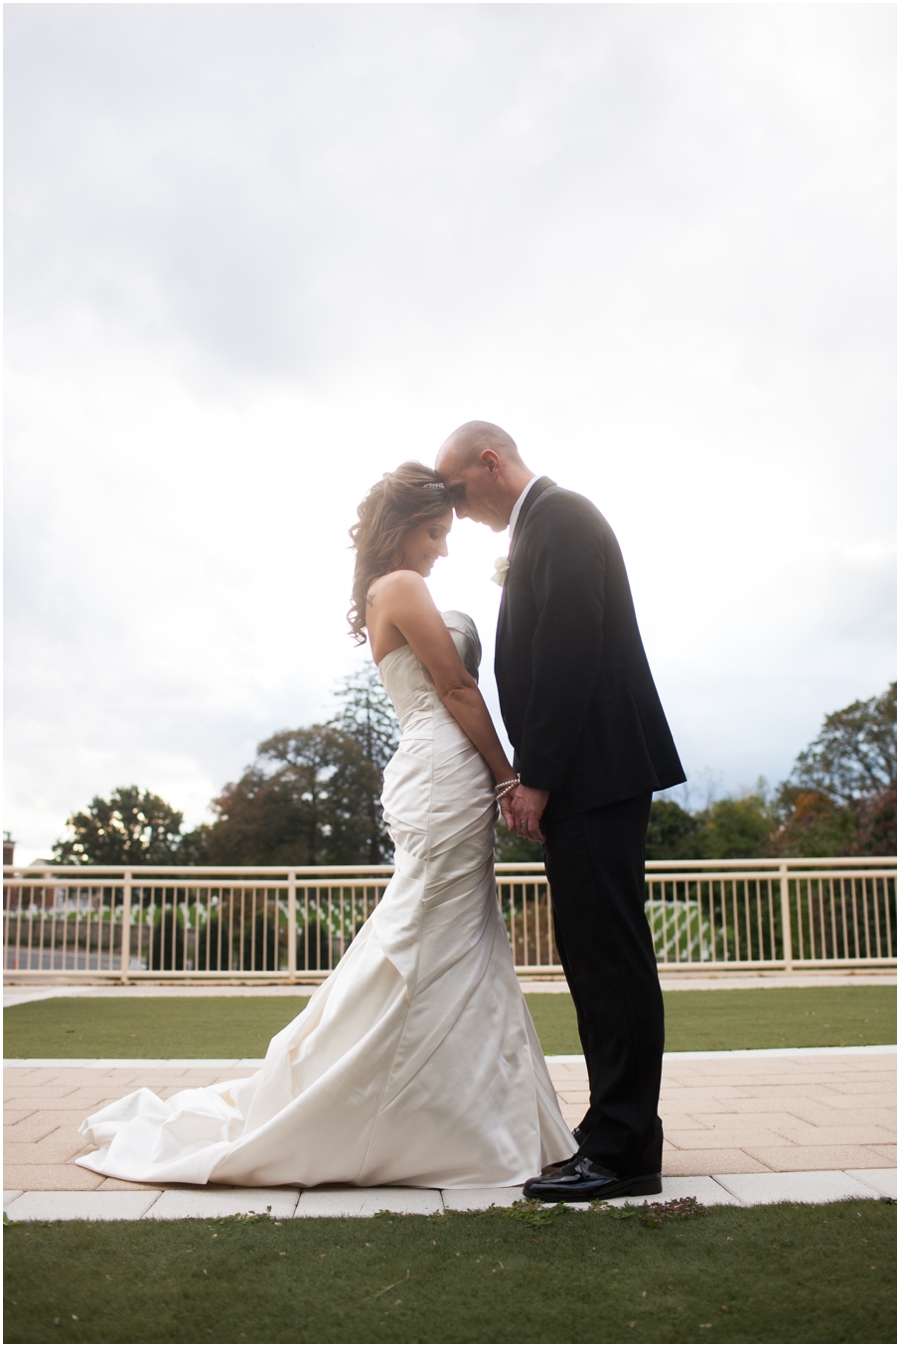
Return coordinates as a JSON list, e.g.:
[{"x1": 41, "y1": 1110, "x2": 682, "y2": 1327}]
[{"x1": 495, "y1": 477, "x2": 686, "y2": 824}]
